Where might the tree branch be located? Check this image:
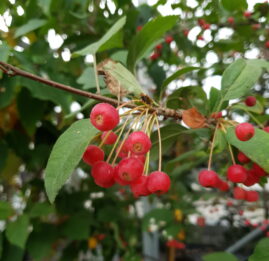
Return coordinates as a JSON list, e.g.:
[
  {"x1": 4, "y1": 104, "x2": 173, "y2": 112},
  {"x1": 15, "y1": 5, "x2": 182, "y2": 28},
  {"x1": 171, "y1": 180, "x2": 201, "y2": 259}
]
[{"x1": 0, "y1": 61, "x2": 182, "y2": 119}]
